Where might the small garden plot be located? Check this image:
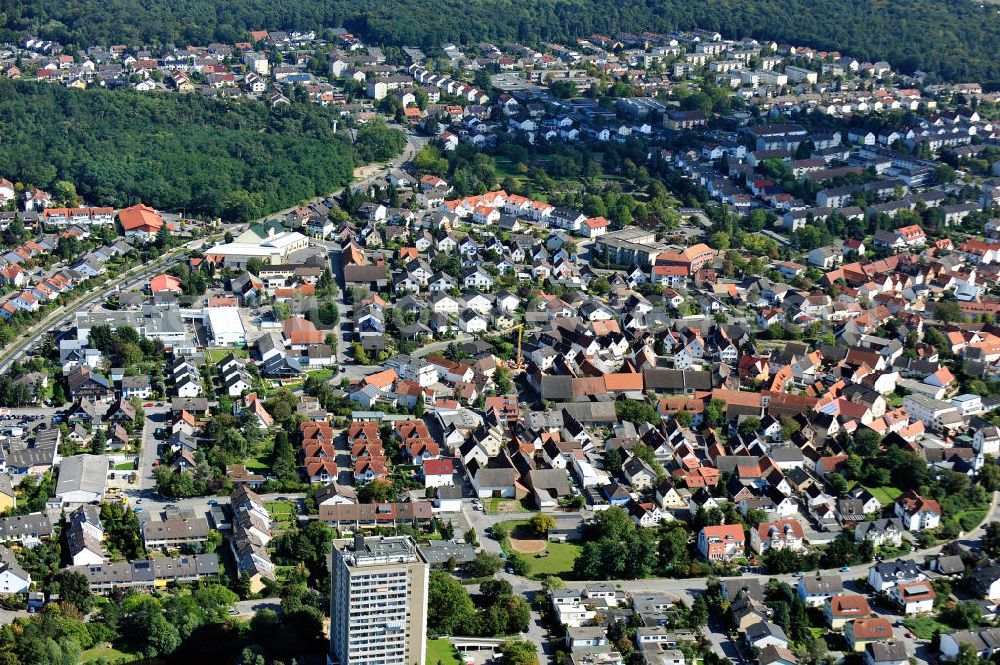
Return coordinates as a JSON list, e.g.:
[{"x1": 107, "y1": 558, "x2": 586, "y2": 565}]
[{"x1": 266, "y1": 501, "x2": 297, "y2": 531}]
